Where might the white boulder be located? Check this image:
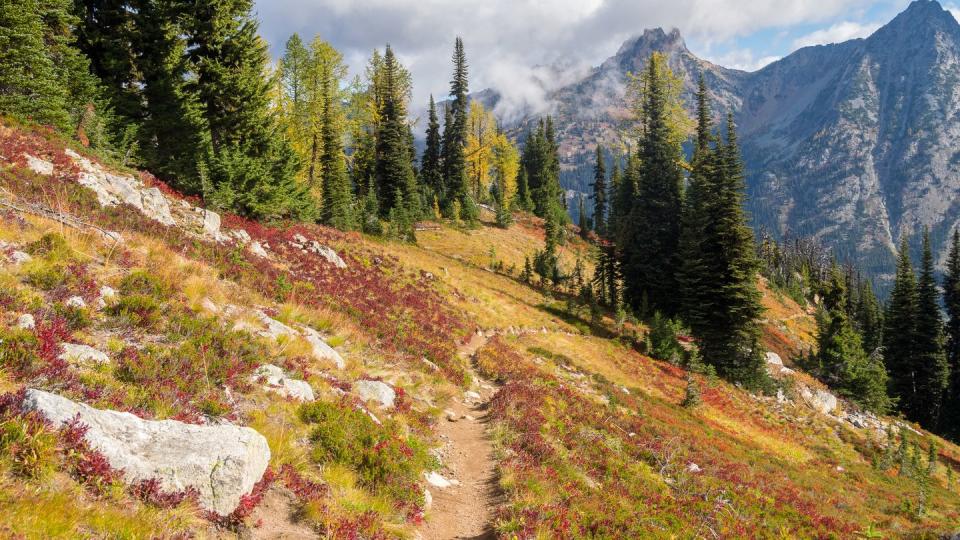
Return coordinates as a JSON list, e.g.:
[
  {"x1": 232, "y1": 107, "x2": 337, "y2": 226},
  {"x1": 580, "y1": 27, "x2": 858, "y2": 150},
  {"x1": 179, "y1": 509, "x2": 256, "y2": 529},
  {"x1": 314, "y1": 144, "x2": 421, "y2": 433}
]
[
  {"x1": 9, "y1": 250, "x2": 31, "y2": 265},
  {"x1": 355, "y1": 380, "x2": 396, "y2": 408},
  {"x1": 58, "y1": 343, "x2": 109, "y2": 365},
  {"x1": 299, "y1": 326, "x2": 346, "y2": 369},
  {"x1": 248, "y1": 241, "x2": 269, "y2": 258},
  {"x1": 765, "y1": 352, "x2": 783, "y2": 366},
  {"x1": 252, "y1": 310, "x2": 297, "y2": 339},
  {"x1": 800, "y1": 386, "x2": 838, "y2": 415},
  {"x1": 250, "y1": 364, "x2": 315, "y2": 402},
  {"x1": 22, "y1": 389, "x2": 270, "y2": 516},
  {"x1": 24, "y1": 154, "x2": 54, "y2": 176},
  {"x1": 16, "y1": 313, "x2": 35, "y2": 330},
  {"x1": 65, "y1": 296, "x2": 87, "y2": 309}
]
